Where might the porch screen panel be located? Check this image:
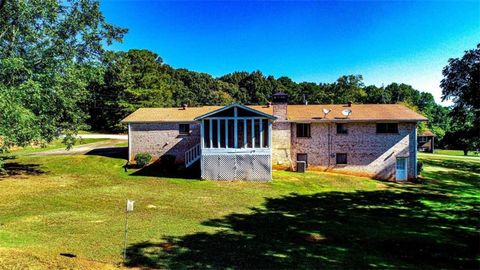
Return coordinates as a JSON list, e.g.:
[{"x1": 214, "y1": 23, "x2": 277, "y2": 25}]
[
  {"x1": 254, "y1": 119, "x2": 260, "y2": 148},
  {"x1": 262, "y1": 120, "x2": 269, "y2": 148},
  {"x1": 237, "y1": 119, "x2": 245, "y2": 149},
  {"x1": 203, "y1": 120, "x2": 211, "y2": 148},
  {"x1": 246, "y1": 119, "x2": 252, "y2": 148},
  {"x1": 212, "y1": 119, "x2": 219, "y2": 148},
  {"x1": 227, "y1": 119, "x2": 235, "y2": 148},
  {"x1": 219, "y1": 120, "x2": 226, "y2": 148}
]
